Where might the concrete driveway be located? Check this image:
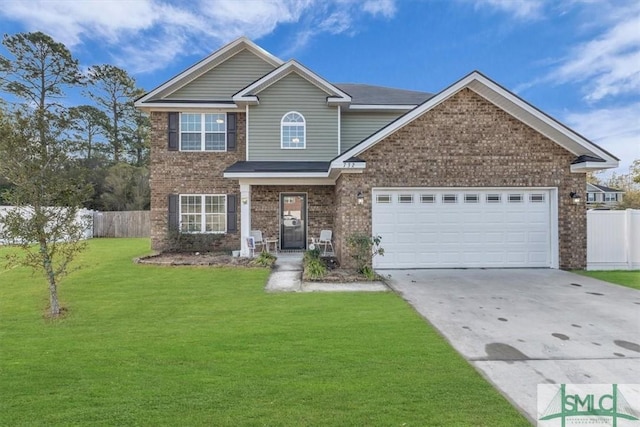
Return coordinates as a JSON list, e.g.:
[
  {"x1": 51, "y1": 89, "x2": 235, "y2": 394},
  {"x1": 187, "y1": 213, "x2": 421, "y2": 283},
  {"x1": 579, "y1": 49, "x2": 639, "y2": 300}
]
[{"x1": 385, "y1": 269, "x2": 640, "y2": 424}]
